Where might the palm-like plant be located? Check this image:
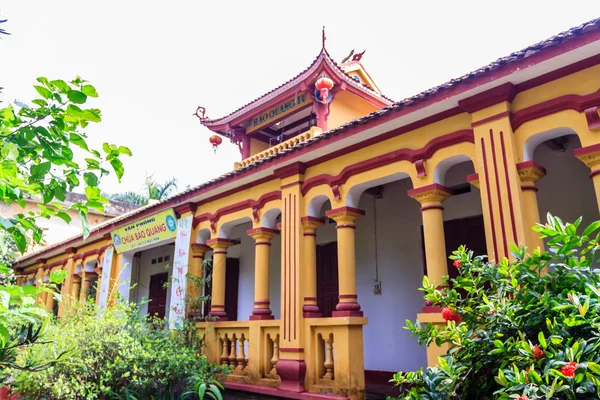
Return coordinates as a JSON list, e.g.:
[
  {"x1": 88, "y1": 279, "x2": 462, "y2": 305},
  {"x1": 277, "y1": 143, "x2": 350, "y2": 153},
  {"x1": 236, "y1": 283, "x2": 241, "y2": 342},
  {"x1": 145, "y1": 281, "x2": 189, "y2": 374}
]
[{"x1": 105, "y1": 175, "x2": 178, "y2": 206}]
